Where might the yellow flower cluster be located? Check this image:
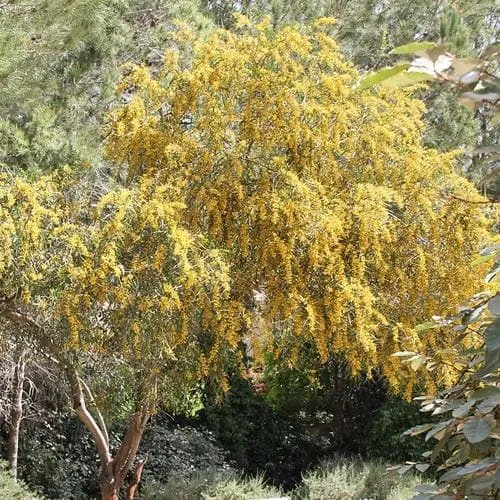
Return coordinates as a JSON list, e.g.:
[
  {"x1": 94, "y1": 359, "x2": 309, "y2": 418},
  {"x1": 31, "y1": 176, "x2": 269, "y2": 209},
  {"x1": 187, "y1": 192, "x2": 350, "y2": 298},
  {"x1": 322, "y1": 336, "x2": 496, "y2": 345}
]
[
  {"x1": 0, "y1": 19, "x2": 491, "y2": 395},
  {"x1": 104, "y1": 18, "x2": 489, "y2": 389}
]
